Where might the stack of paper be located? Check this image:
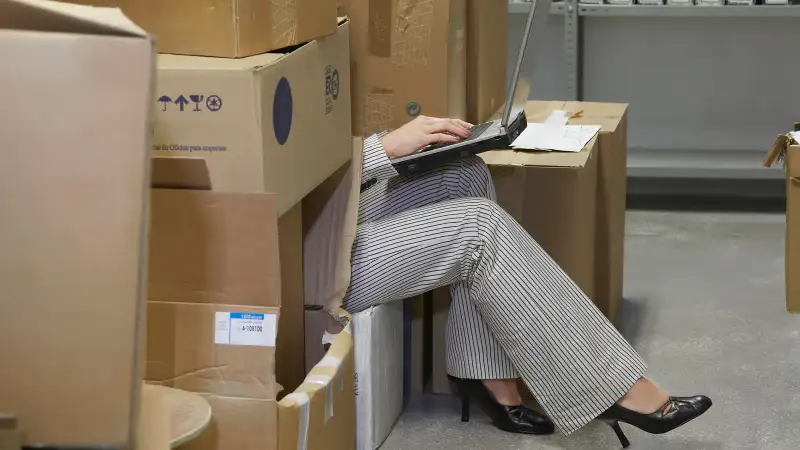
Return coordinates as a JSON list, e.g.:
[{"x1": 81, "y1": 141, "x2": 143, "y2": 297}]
[{"x1": 510, "y1": 110, "x2": 601, "y2": 153}]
